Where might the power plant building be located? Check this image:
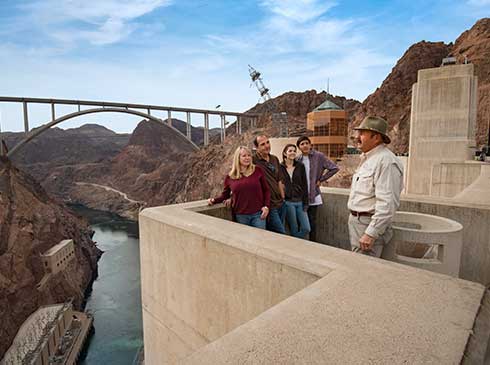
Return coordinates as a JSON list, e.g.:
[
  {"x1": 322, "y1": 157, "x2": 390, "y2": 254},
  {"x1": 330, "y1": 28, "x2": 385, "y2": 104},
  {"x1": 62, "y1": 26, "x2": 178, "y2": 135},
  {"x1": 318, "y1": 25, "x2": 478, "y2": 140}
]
[
  {"x1": 306, "y1": 100, "x2": 348, "y2": 158},
  {"x1": 41, "y1": 239, "x2": 75, "y2": 275},
  {"x1": 1, "y1": 302, "x2": 92, "y2": 365}
]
